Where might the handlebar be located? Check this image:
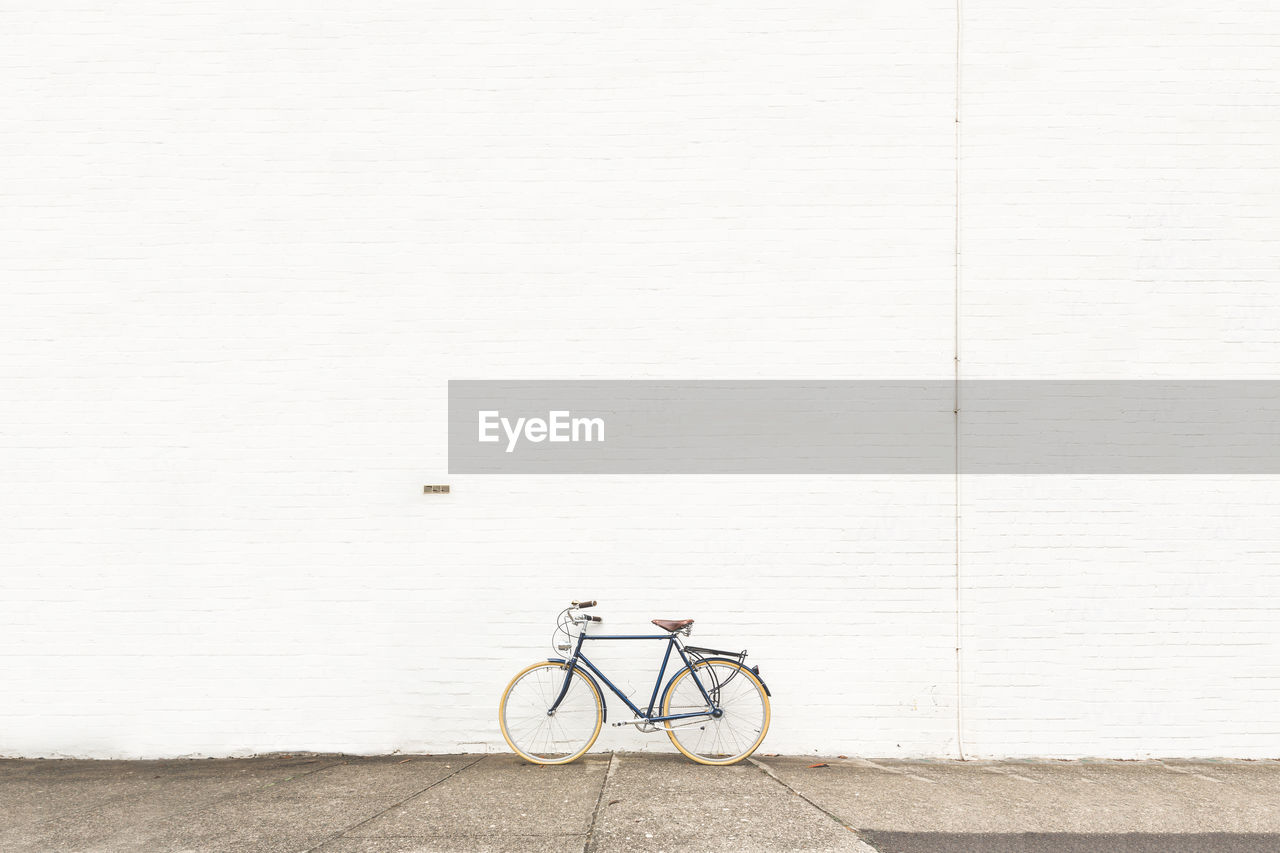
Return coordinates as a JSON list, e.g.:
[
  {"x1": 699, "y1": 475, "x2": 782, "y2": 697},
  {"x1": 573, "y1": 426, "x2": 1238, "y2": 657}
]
[{"x1": 572, "y1": 600, "x2": 597, "y2": 609}]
